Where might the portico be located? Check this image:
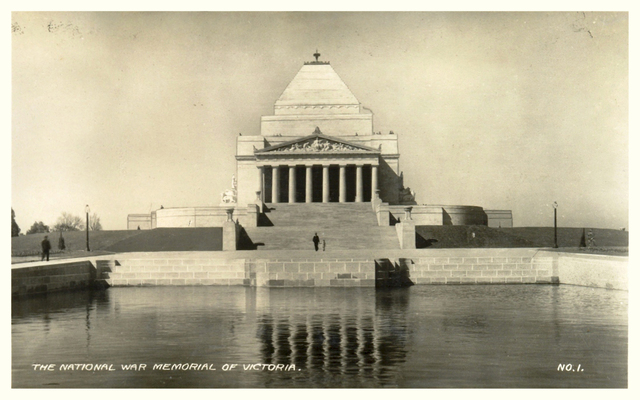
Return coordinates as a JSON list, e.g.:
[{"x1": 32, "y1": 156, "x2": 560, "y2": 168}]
[{"x1": 254, "y1": 133, "x2": 380, "y2": 204}]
